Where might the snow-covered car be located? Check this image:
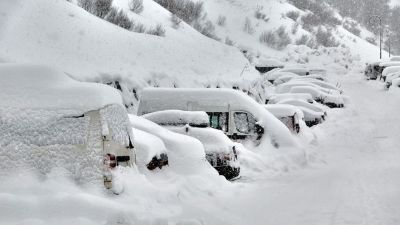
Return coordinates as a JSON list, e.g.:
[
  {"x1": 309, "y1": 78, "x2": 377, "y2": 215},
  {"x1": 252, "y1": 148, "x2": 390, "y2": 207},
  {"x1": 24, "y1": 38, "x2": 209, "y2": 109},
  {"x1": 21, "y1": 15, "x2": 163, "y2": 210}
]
[
  {"x1": 378, "y1": 61, "x2": 400, "y2": 80},
  {"x1": 138, "y1": 88, "x2": 296, "y2": 148},
  {"x1": 291, "y1": 78, "x2": 343, "y2": 93},
  {"x1": 382, "y1": 66, "x2": 400, "y2": 82},
  {"x1": 131, "y1": 127, "x2": 168, "y2": 171},
  {"x1": 255, "y1": 58, "x2": 284, "y2": 74},
  {"x1": 264, "y1": 105, "x2": 303, "y2": 133},
  {"x1": 0, "y1": 64, "x2": 135, "y2": 193},
  {"x1": 390, "y1": 56, "x2": 400, "y2": 61},
  {"x1": 128, "y1": 114, "x2": 214, "y2": 175},
  {"x1": 264, "y1": 71, "x2": 298, "y2": 83},
  {"x1": 279, "y1": 67, "x2": 310, "y2": 76},
  {"x1": 142, "y1": 110, "x2": 240, "y2": 180},
  {"x1": 275, "y1": 81, "x2": 341, "y2": 96},
  {"x1": 273, "y1": 73, "x2": 301, "y2": 85},
  {"x1": 266, "y1": 93, "x2": 314, "y2": 104},
  {"x1": 384, "y1": 72, "x2": 400, "y2": 89},
  {"x1": 289, "y1": 86, "x2": 345, "y2": 108},
  {"x1": 277, "y1": 98, "x2": 327, "y2": 116},
  {"x1": 387, "y1": 77, "x2": 400, "y2": 90}
]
